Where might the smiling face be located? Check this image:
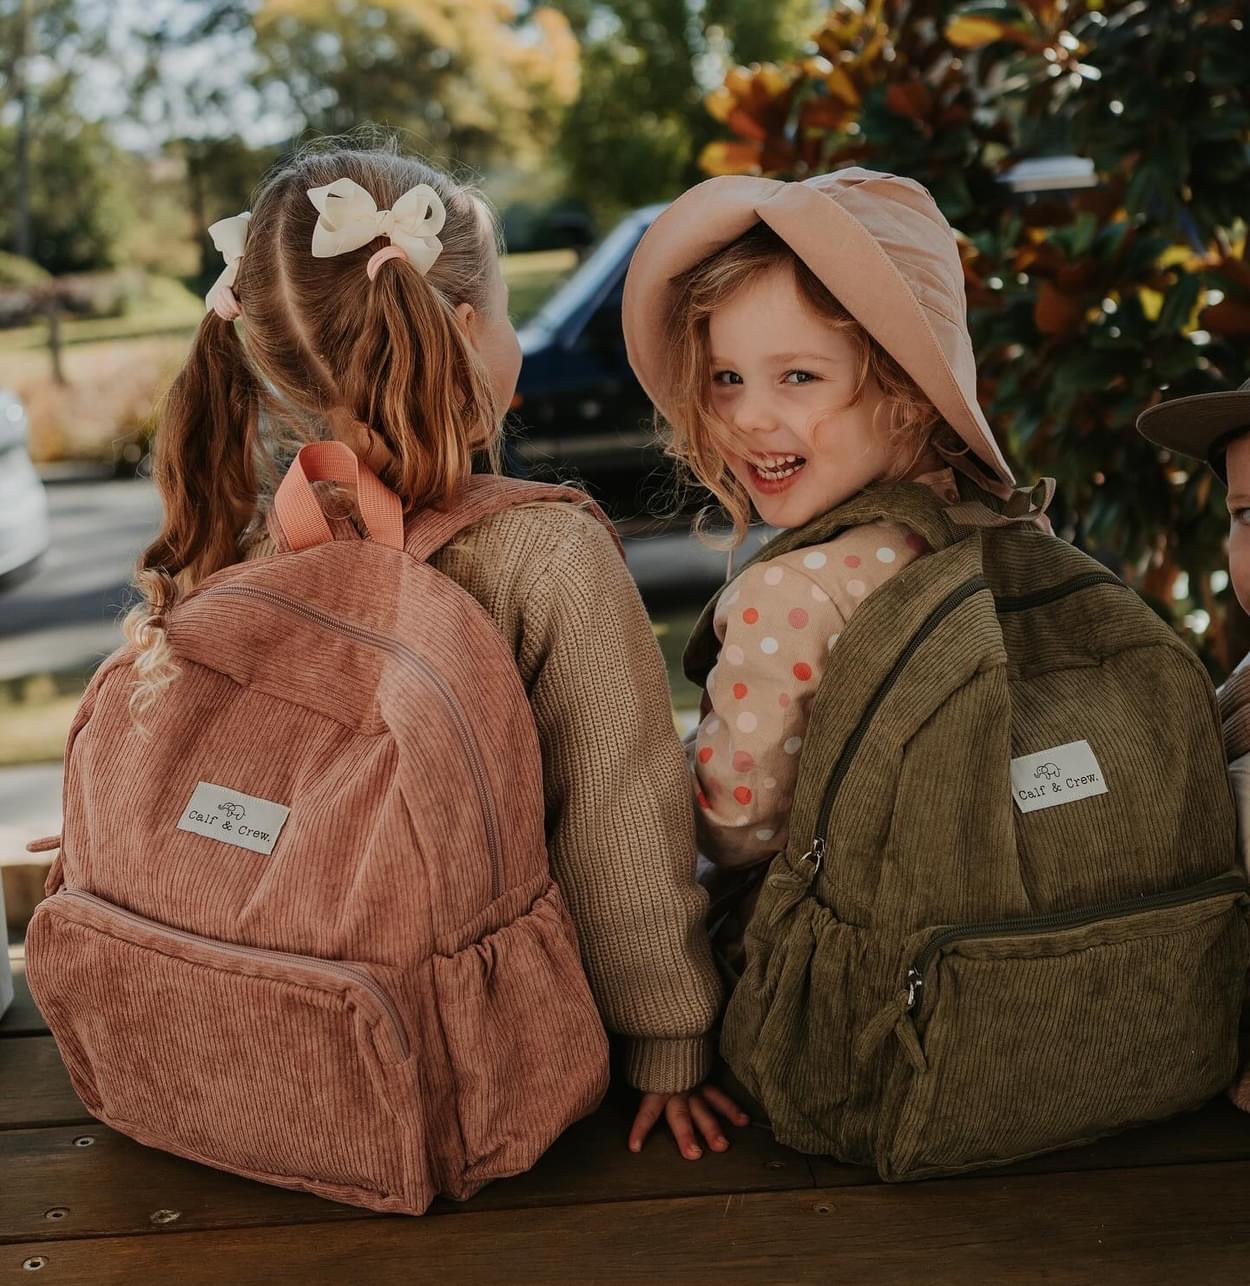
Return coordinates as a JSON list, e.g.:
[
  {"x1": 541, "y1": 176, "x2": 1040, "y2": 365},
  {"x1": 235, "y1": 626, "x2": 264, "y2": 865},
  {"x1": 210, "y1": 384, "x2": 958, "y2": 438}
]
[
  {"x1": 1225, "y1": 432, "x2": 1250, "y2": 614},
  {"x1": 706, "y1": 263, "x2": 912, "y2": 529}
]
